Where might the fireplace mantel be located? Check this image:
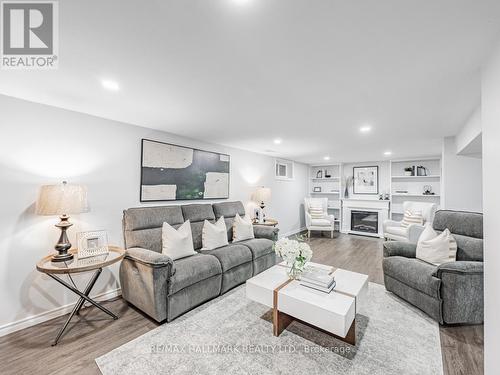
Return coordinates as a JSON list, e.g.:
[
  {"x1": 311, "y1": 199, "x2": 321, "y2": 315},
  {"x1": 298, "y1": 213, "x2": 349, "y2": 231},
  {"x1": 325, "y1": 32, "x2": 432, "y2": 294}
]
[{"x1": 341, "y1": 199, "x2": 390, "y2": 237}]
